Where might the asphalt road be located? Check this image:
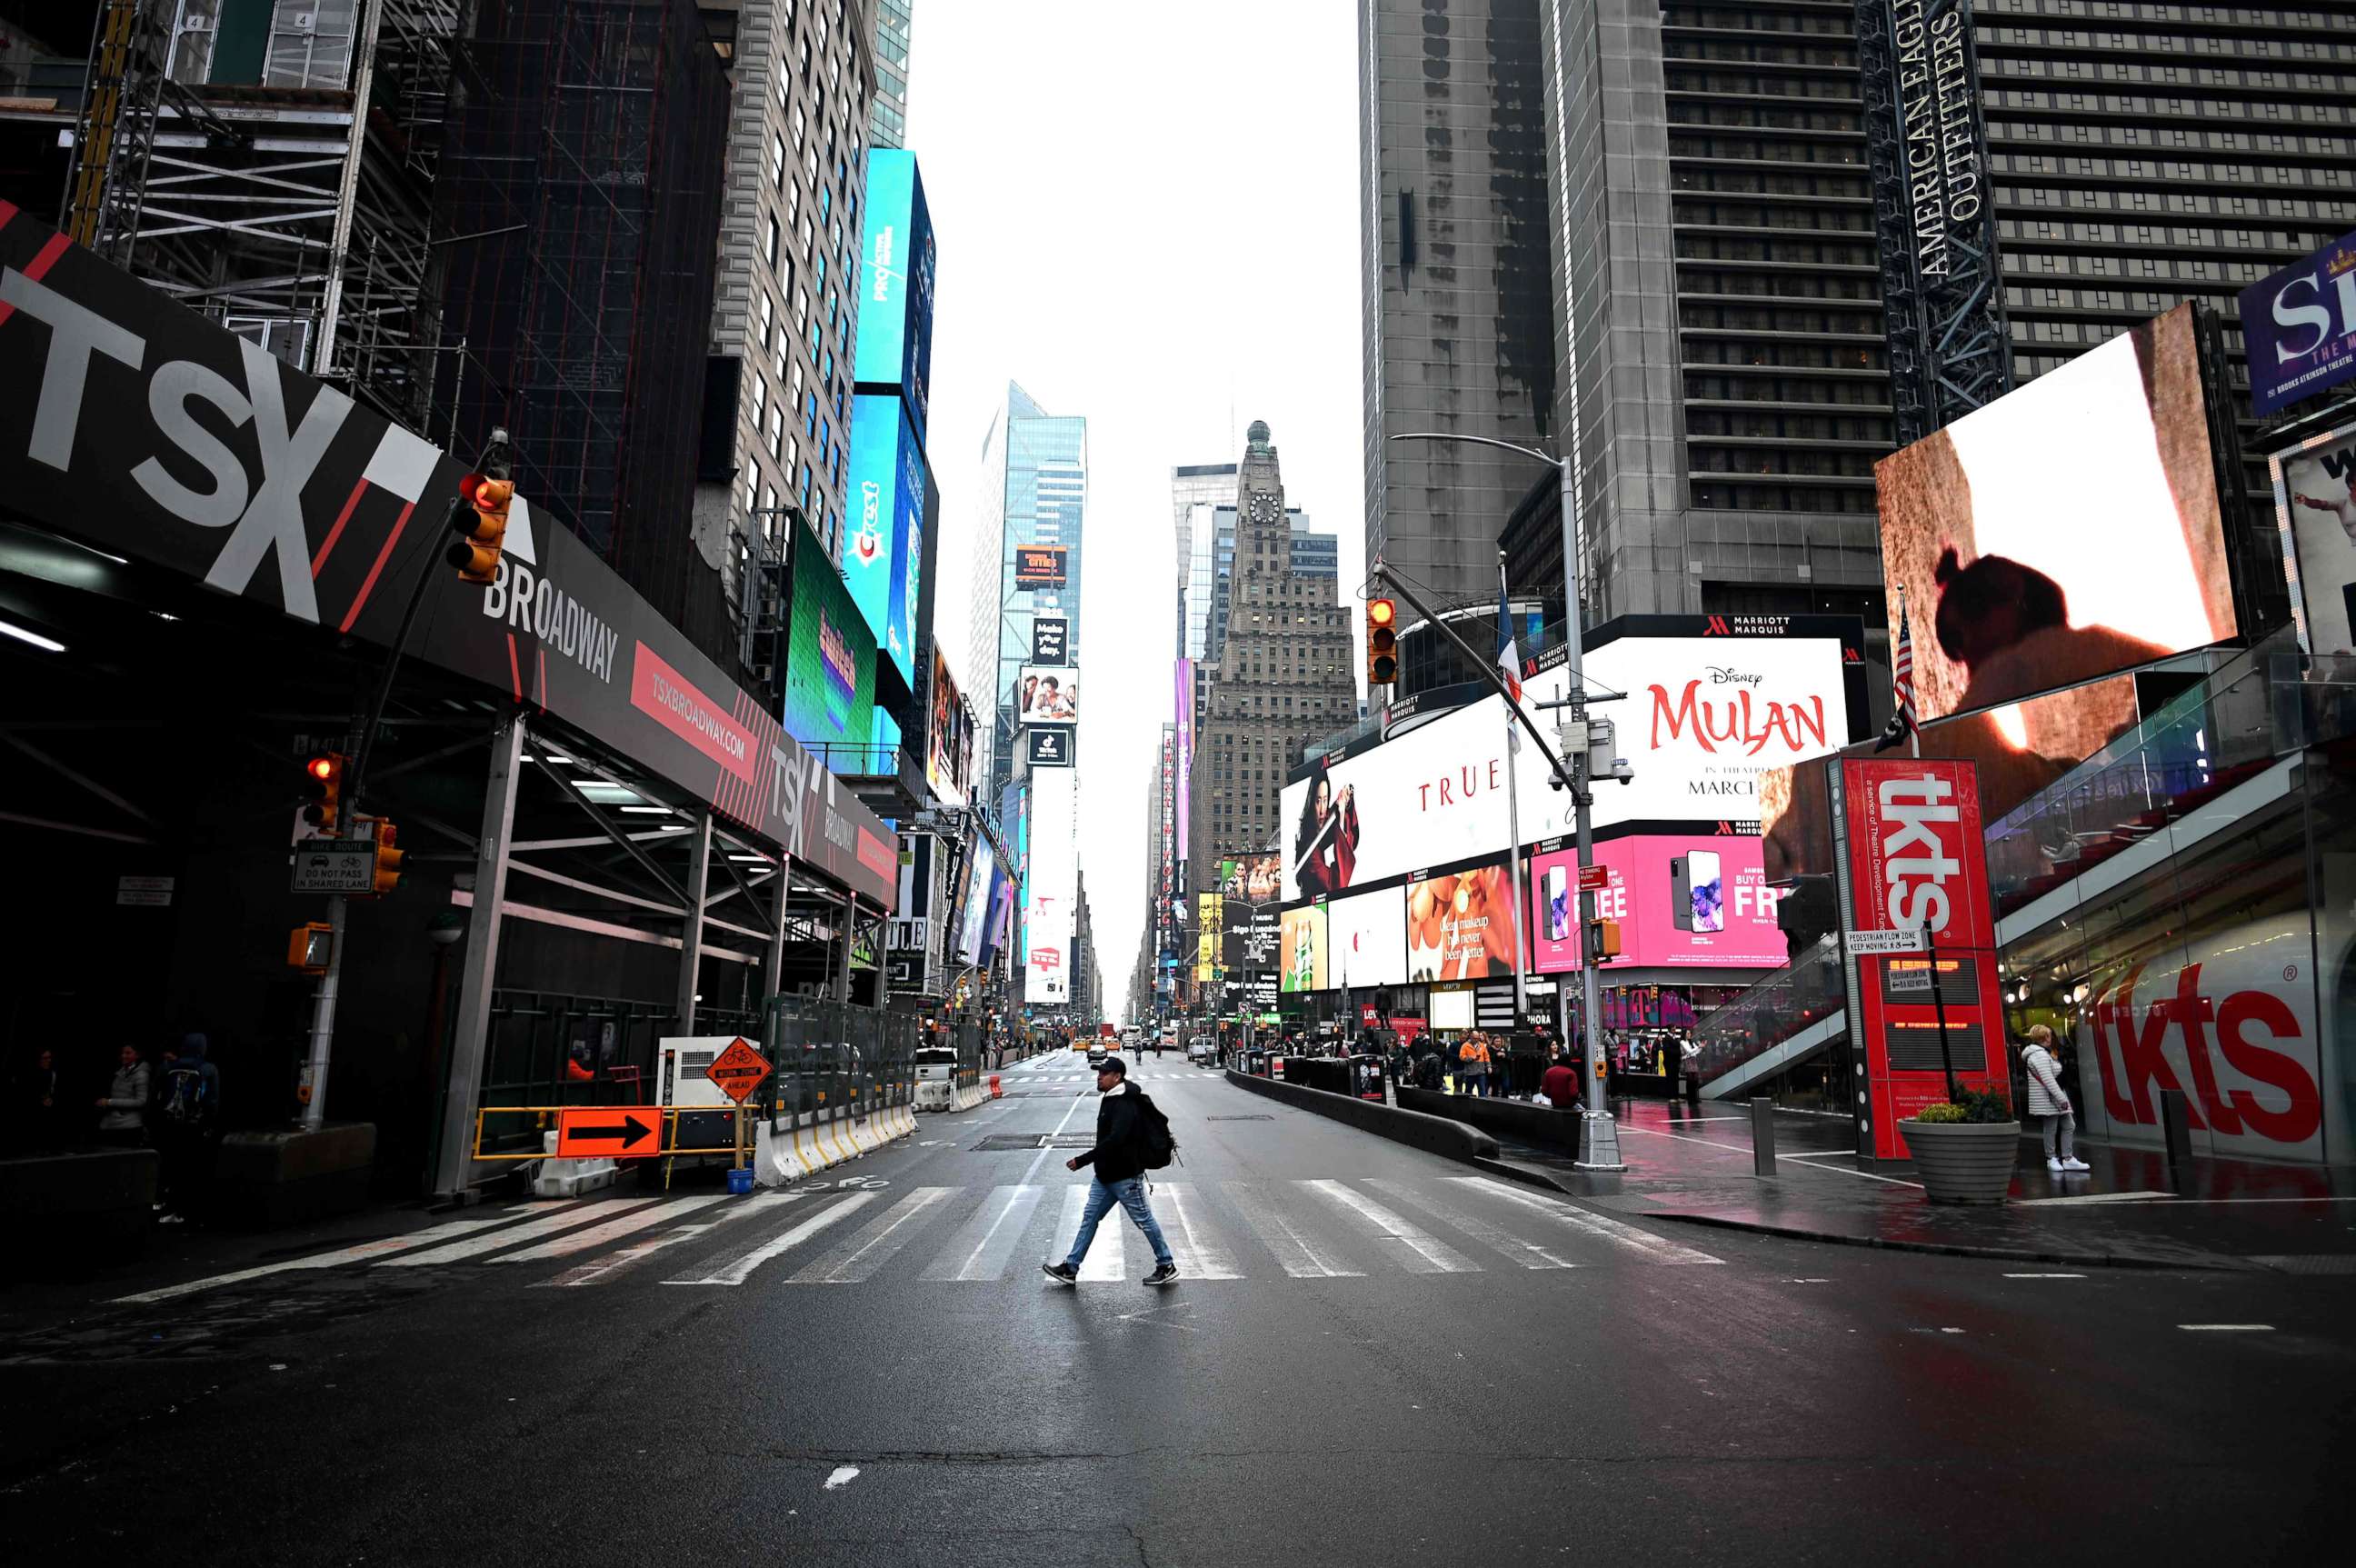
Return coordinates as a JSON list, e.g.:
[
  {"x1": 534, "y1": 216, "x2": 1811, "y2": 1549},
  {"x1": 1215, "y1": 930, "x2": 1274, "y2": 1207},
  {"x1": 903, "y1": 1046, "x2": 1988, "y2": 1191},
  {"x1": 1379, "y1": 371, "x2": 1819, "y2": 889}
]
[{"x1": 4, "y1": 1054, "x2": 2352, "y2": 1565}]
